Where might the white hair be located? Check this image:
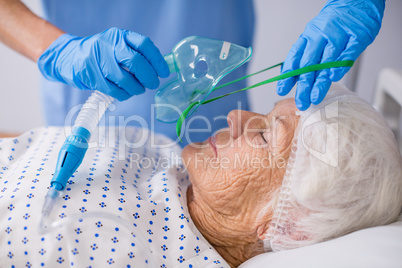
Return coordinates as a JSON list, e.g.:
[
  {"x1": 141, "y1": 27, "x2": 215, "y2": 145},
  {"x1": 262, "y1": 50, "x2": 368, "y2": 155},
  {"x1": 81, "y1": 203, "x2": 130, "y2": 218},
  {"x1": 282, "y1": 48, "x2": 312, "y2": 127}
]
[{"x1": 263, "y1": 83, "x2": 402, "y2": 252}]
